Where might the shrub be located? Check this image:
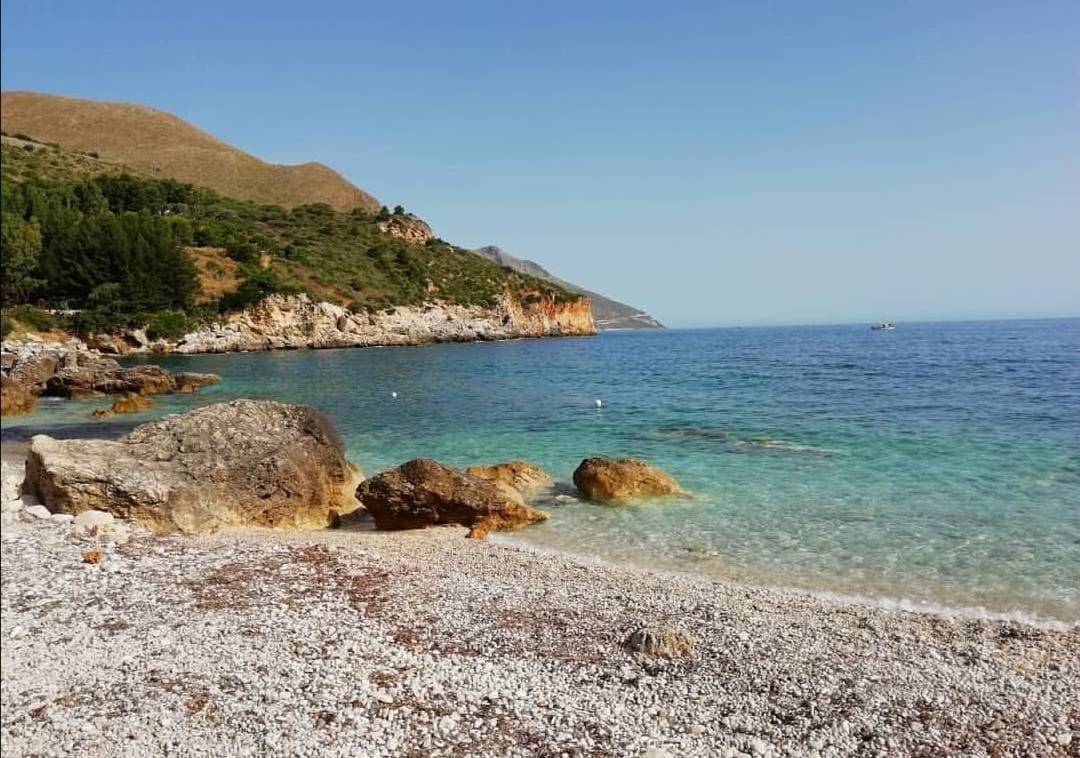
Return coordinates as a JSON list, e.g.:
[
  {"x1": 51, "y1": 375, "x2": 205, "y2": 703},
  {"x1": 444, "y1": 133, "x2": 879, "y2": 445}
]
[
  {"x1": 7, "y1": 305, "x2": 61, "y2": 332},
  {"x1": 1, "y1": 315, "x2": 13, "y2": 338},
  {"x1": 145, "y1": 309, "x2": 189, "y2": 341}
]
